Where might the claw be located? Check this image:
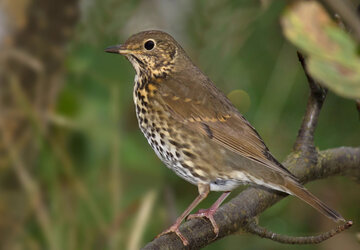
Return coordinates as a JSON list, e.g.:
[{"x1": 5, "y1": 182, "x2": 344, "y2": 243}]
[
  {"x1": 154, "y1": 187, "x2": 212, "y2": 246},
  {"x1": 155, "y1": 225, "x2": 189, "y2": 245},
  {"x1": 154, "y1": 188, "x2": 229, "y2": 246},
  {"x1": 187, "y1": 208, "x2": 219, "y2": 238}
]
